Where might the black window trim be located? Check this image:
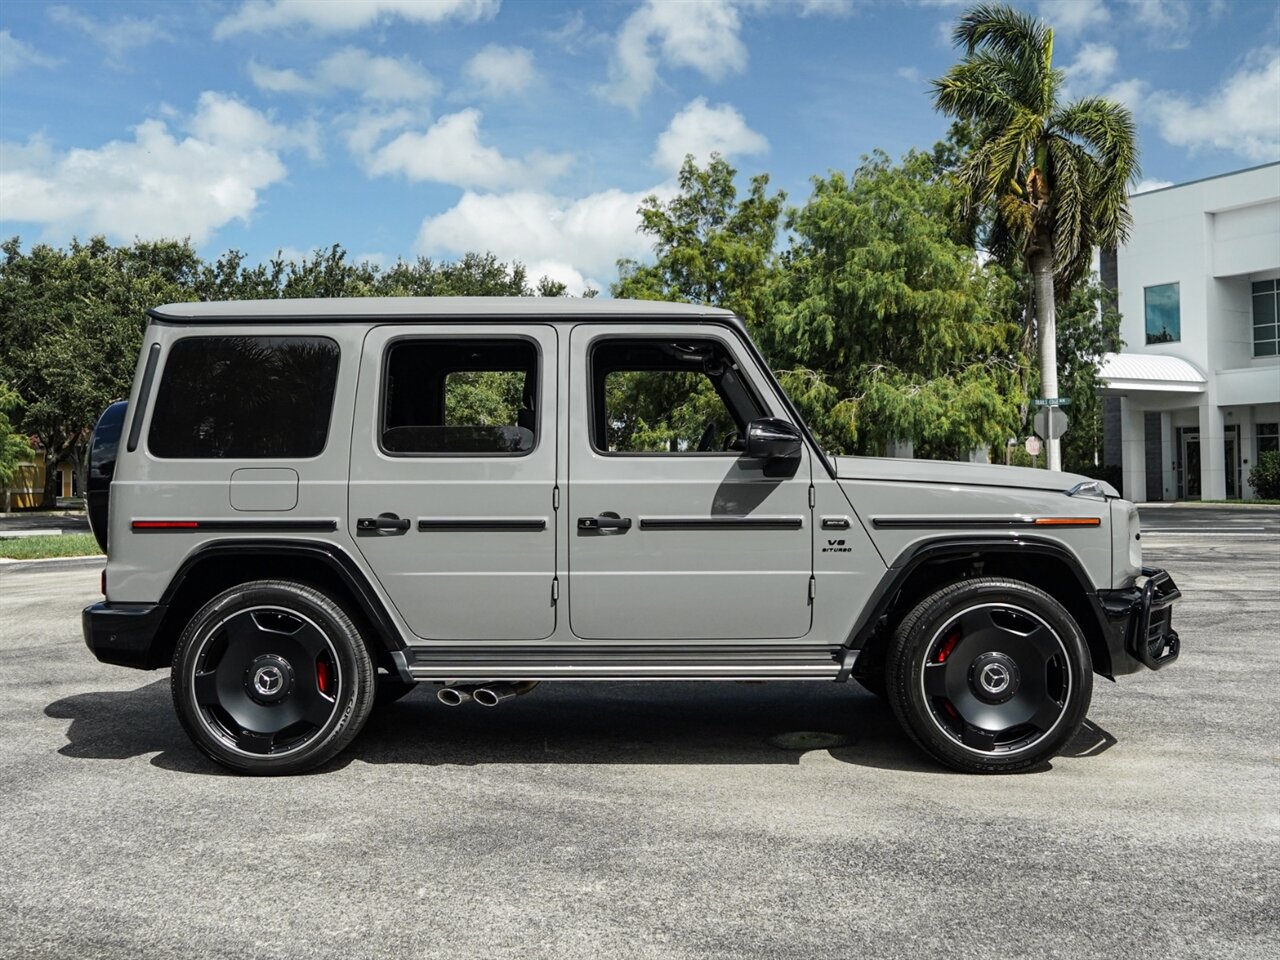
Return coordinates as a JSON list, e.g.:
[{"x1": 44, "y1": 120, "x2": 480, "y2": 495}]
[
  {"x1": 146, "y1": 333, "x2": 341, "y2": 462},
  {"x1": 376, "y1": 332, "x2": 544, "y2": 460},
  {"x1": 586, "y1": 332, "x2": 770, "y2": 458}
]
